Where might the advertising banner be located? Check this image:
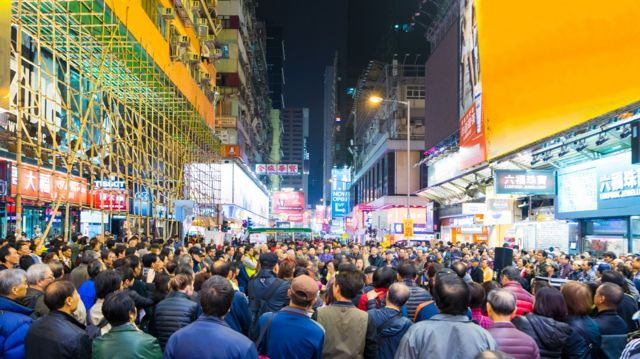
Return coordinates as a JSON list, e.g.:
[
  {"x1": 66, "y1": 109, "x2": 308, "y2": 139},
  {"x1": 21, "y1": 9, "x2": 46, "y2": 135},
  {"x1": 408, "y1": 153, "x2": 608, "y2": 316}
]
[
  {"x1": 0, "y1": 0, "x2": 9, "y2": 110},
  {"x1": 403, "y1": 219, "x2": 414, "y2": 238},
  {"x1": 331, "y1": 168, "x2": 351, "y2": 218},
  {"x1": 478, "y1": 1, "x2": 640, "y2": 159},
  {"x1": 10, "y1": 163, "x2": 89, "y2": 205},
  {"x1": 494, "y1": 169, "x2": 556, "y2": 195},
  {"x1": 272, "y1": 191, "x2": 305, "y2": 222},
  {"x1": 255, "y1": 164, "x2": 299, "y2": 175},
  {"x1": 557, "y1": 152, "x2": 640, "y2": 218},
  {"x1": 458, "y1": 0, "x2": 486, "y2": 170}
]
